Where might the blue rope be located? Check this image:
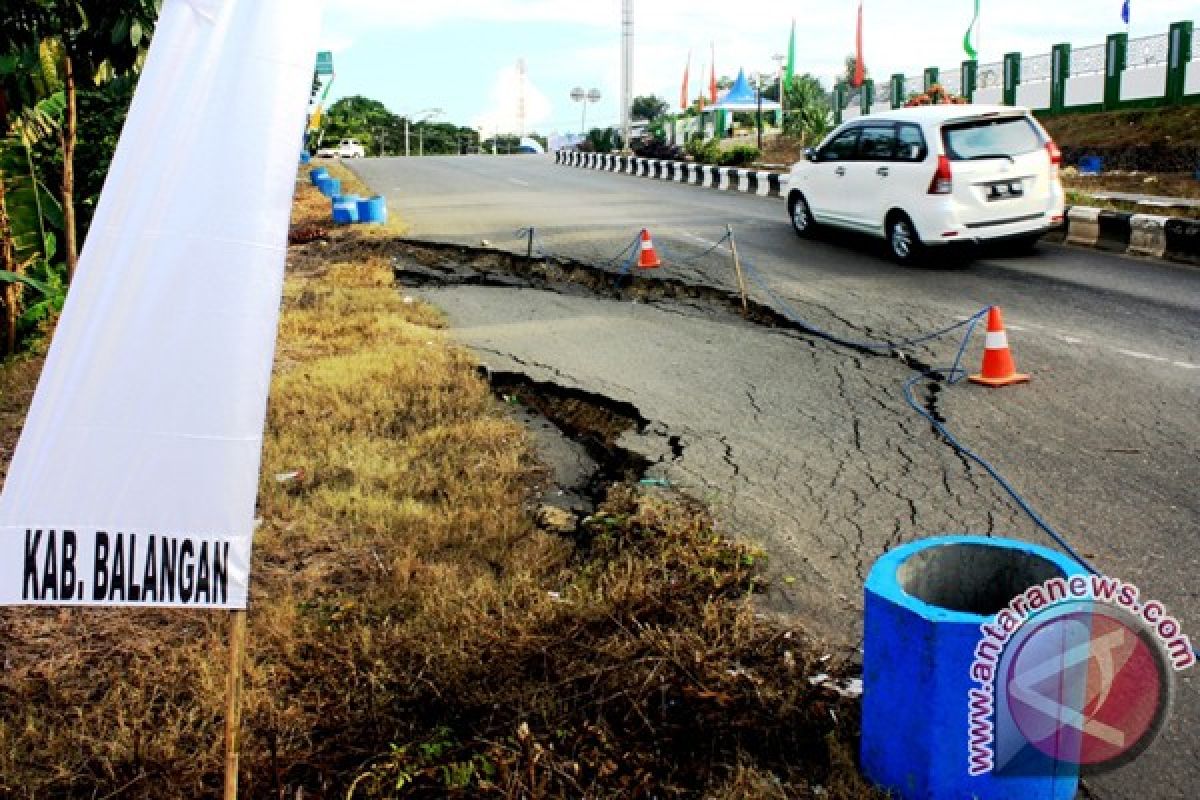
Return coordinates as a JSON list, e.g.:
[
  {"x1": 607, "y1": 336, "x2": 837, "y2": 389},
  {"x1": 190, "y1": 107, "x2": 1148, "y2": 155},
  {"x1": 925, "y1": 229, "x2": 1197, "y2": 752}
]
[
  {"x1": 901, "y1": 370, "x2": 1097, "y2": 572},
  {"x1": 739, "y1": 255, "x2": 985, "y2": 354},
  {"x1": 516, "y1": 226, "x2": 1200, "y2": 658},
  {"x1": 736, "y1": 253, "x2": 1112, "y2": 583},
  {"x1": 654, "y1": 231, "x2": 733, "y2": 268}
]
